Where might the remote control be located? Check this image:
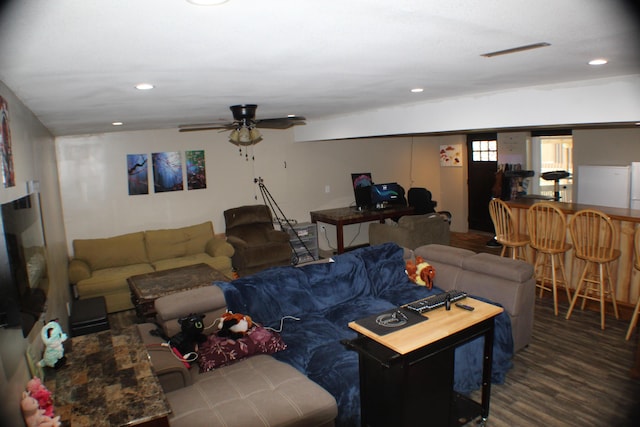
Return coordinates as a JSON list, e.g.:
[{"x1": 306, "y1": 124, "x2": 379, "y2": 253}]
[{"x1": 455, "y1": 303, "x2": 475, "y2": 311}]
